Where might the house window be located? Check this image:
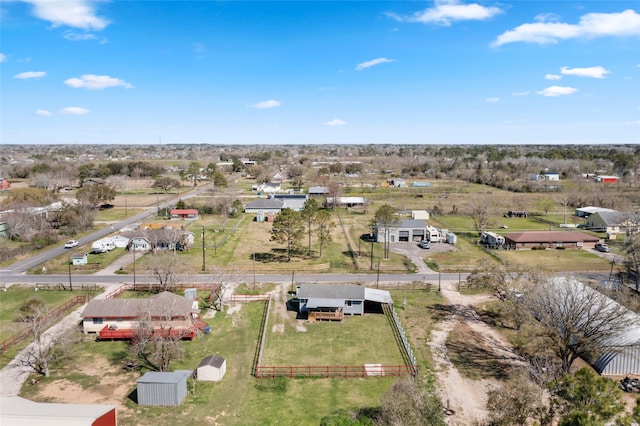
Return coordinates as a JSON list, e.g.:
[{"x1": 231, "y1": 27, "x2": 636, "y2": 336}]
[
  {"x1": 556, "y1": 242, "x2": 563, "y2": 248},
  {"x1": 346, "y1": 300, "x2": 352, "y2": 307},
  {"x1": 92, "y1": 318, "x2": 103, "y2": 324}
]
